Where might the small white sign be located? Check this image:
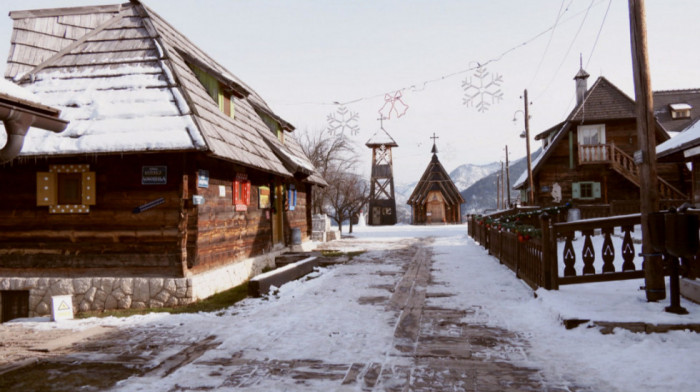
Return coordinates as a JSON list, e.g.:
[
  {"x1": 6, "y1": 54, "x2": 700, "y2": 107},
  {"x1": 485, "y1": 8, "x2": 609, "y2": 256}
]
[
  {"x1": 219, "y1": 185, "x2": 226, "y2": 197},
  {"x1": 51, "y1": 295, "x2": 74, "y2": 321},
  {"x1": 193, "y1": 195, "x2": 205, "y2": 205}
]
